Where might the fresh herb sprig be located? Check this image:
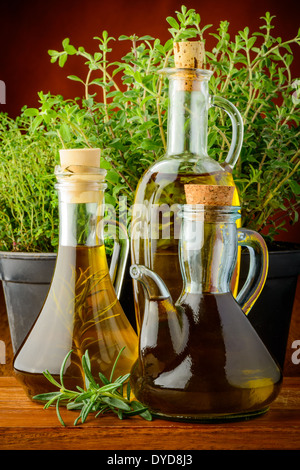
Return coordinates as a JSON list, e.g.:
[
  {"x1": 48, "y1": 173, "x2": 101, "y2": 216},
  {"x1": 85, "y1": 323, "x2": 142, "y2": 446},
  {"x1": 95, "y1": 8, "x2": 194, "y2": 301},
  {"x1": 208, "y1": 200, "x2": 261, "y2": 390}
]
[{"x1": 33, "y1": 348, "x2": 152, "y2": 426}]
